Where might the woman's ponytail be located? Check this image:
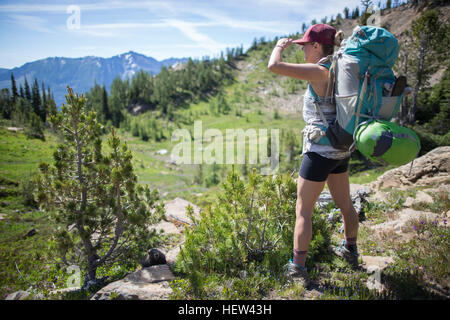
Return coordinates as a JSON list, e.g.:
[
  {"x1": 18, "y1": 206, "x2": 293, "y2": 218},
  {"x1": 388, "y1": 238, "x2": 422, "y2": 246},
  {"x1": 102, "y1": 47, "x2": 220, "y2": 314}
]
[
  {"x1": 334, "y1": 30, "x2": 344, "y2": 47},
  {"x1": 319, "y1": 30, "x2": 345, "y2": 56}
]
